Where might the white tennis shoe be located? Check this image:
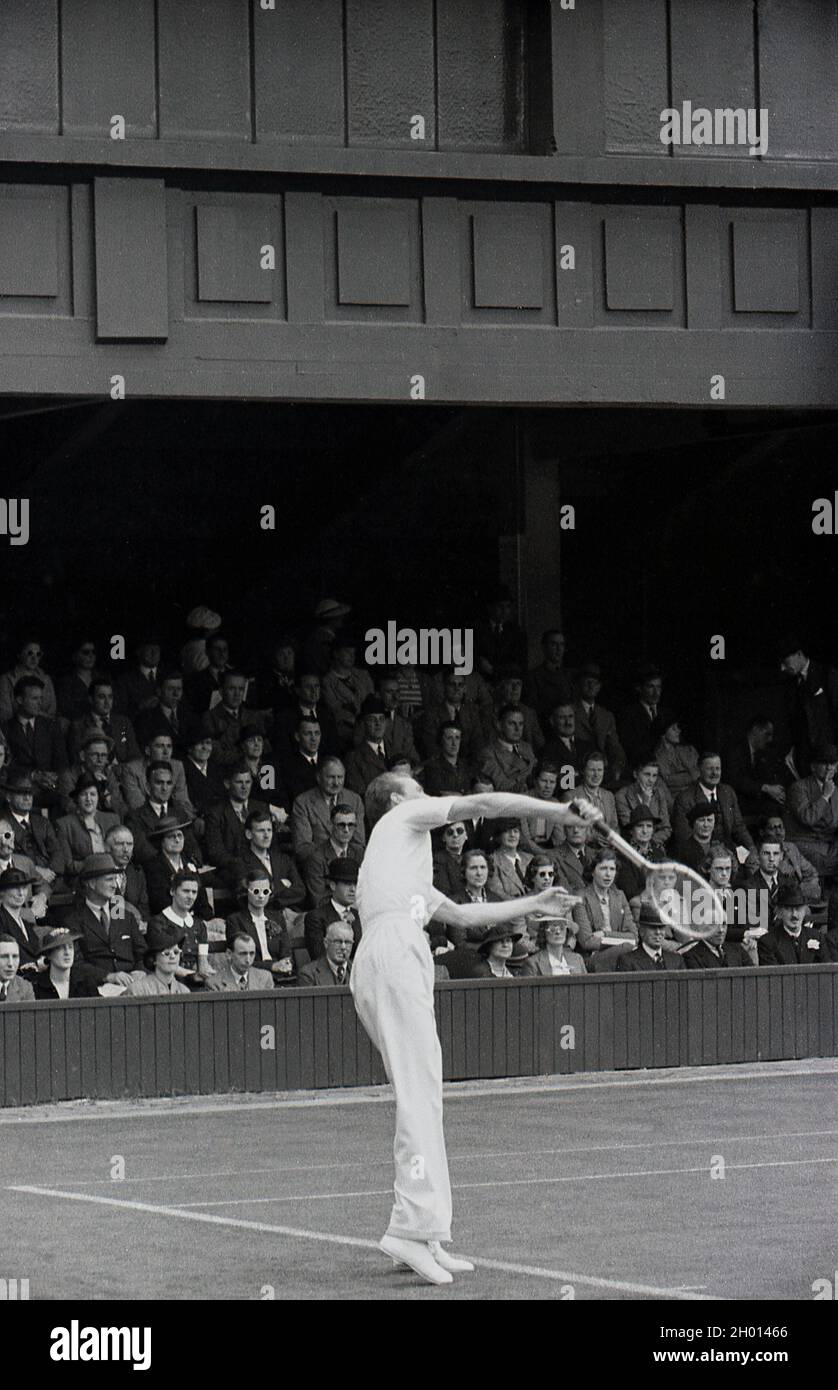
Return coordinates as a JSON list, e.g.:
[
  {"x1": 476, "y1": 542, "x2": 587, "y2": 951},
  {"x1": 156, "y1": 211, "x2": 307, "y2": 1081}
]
[
  {"x1": 428, "y1": 1241, "x2": 474, "y2": 1273},
  {"x1": 379, "y1": 1234, "x2": 452, "y2": 1285}
]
